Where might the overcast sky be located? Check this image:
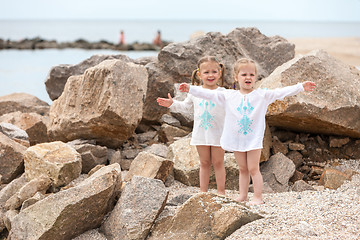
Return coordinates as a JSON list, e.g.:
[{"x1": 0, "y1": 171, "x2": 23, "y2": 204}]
[{"x1": 1, "y1": 0, "x2": 360, "y2": 22}]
